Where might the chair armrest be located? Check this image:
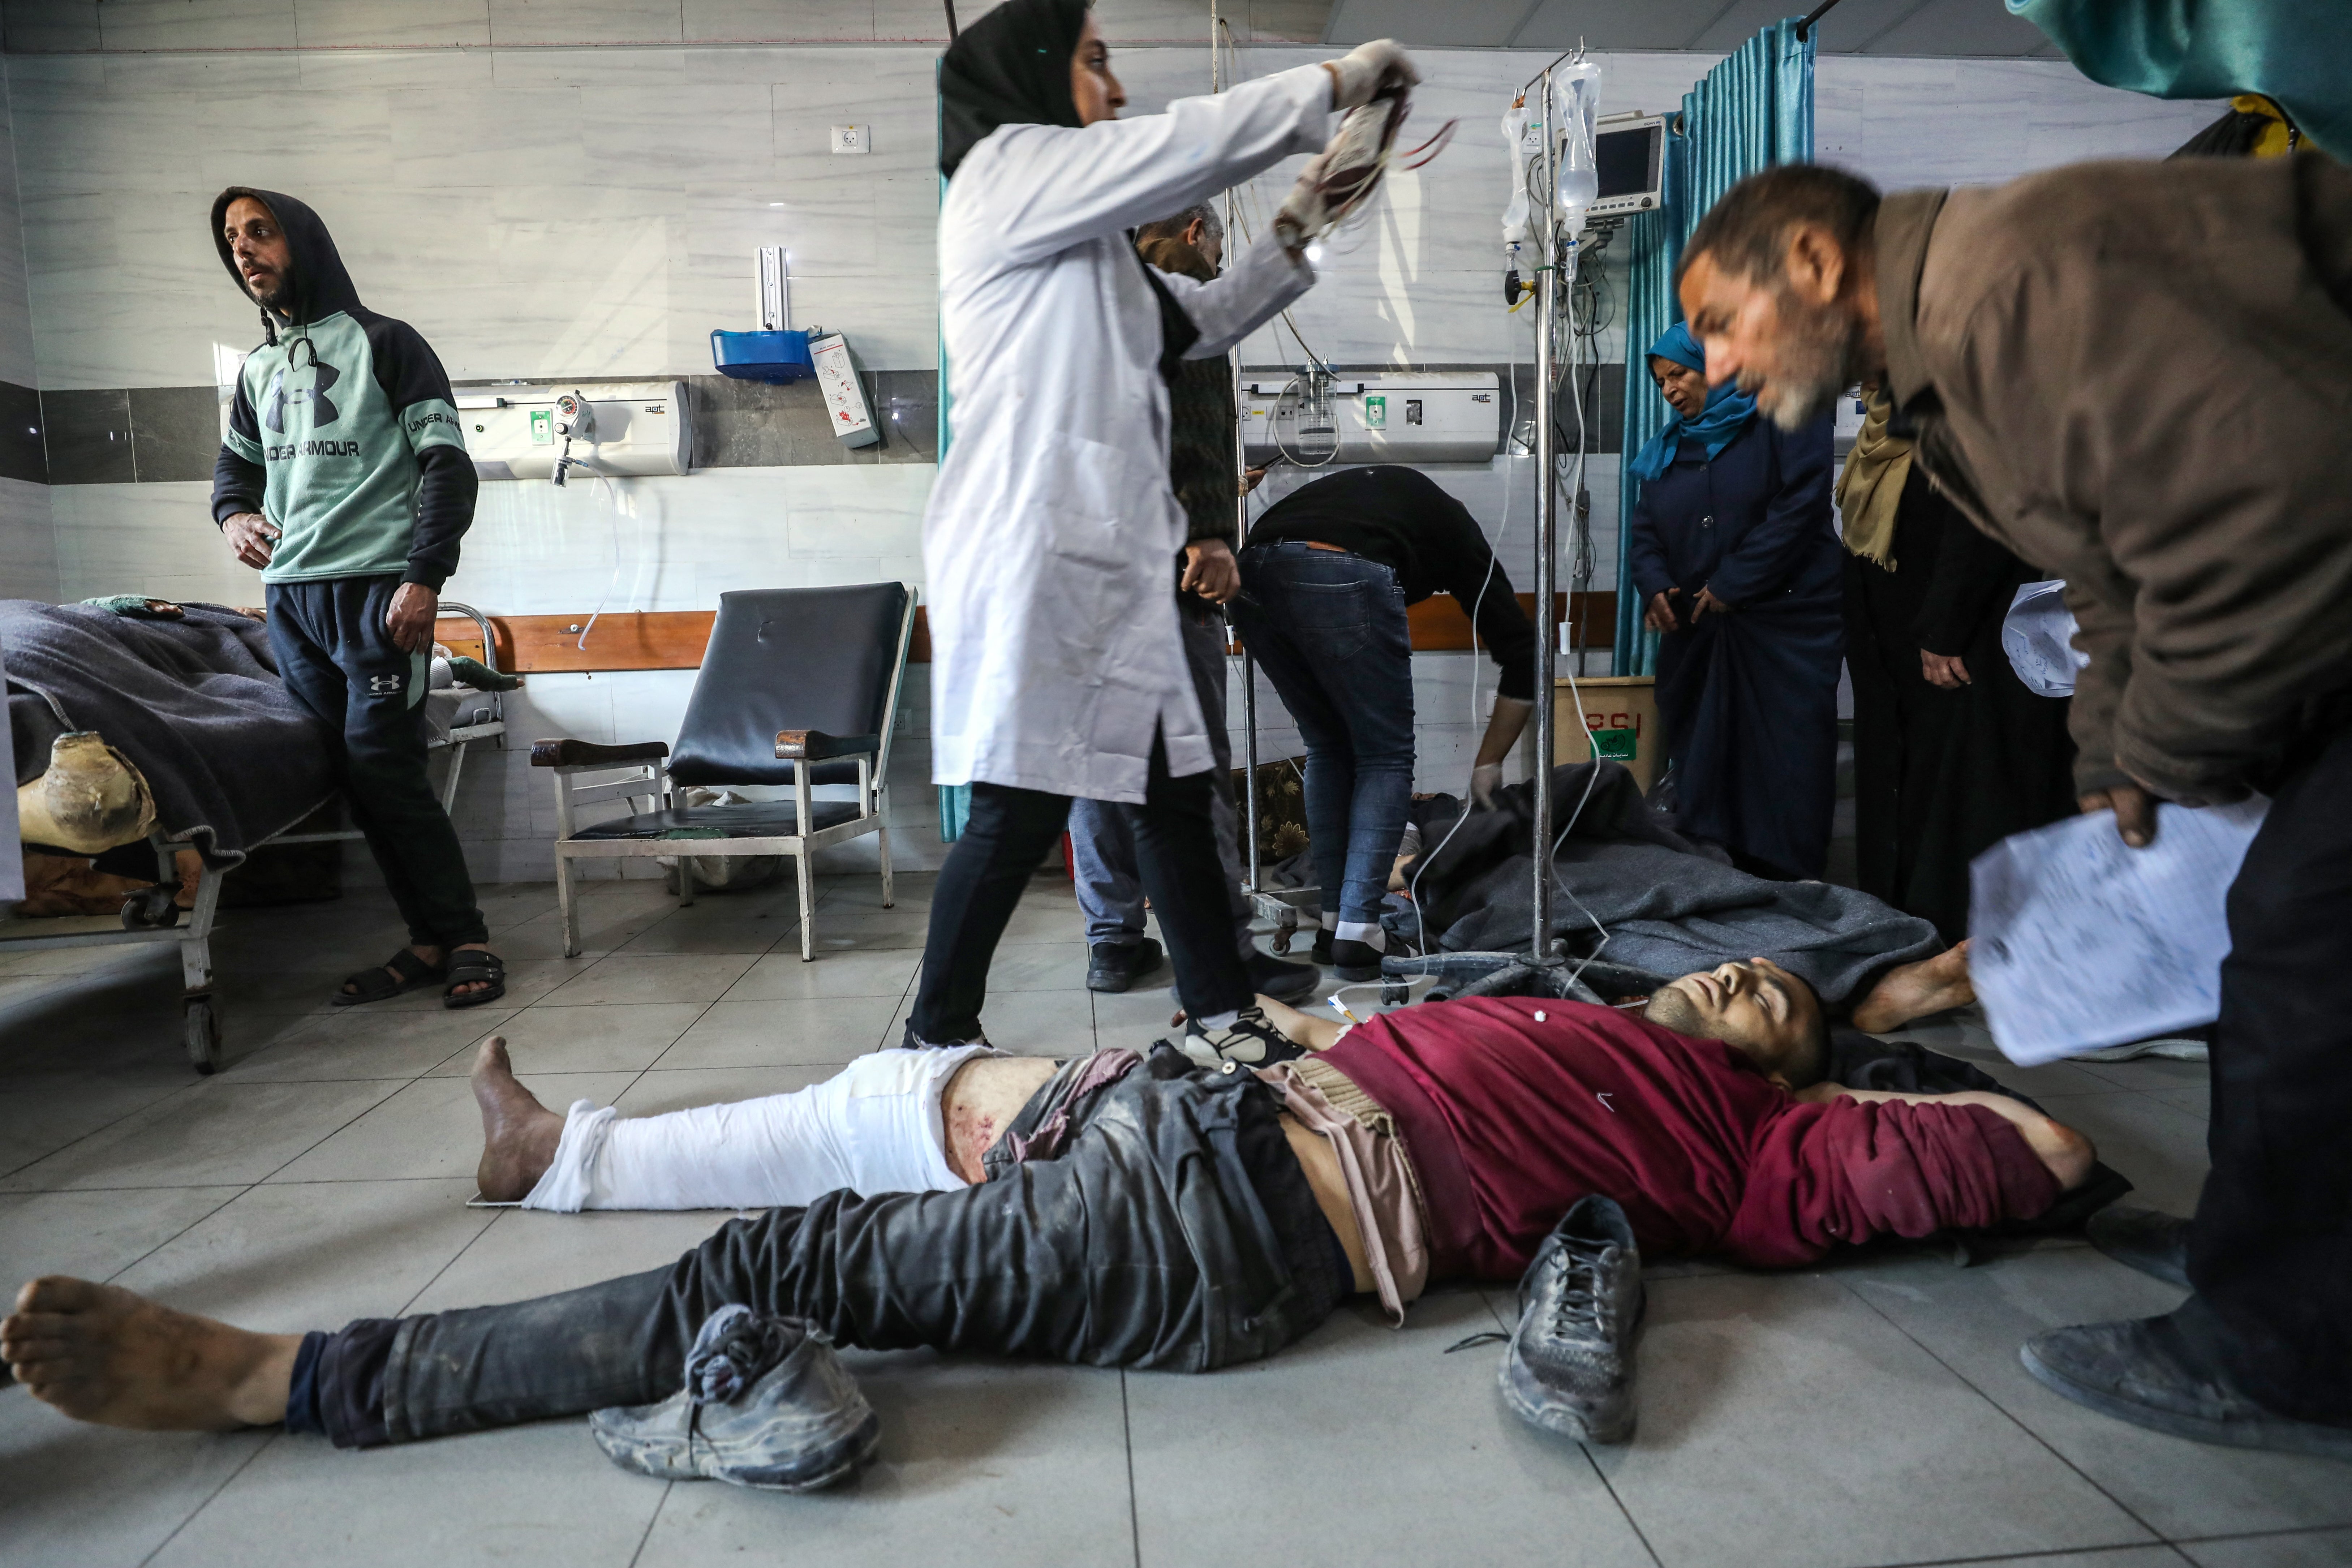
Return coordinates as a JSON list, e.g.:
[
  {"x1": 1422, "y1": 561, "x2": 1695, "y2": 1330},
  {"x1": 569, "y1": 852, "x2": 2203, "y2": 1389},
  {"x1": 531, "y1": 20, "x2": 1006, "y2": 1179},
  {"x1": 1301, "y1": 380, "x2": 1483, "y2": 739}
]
[
  {"x1": 774, "y1": 729, "x2": 881, "y2": 761},
  {"x1": 530, "y1": 738, "x2": 670, "y2": 768}
]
